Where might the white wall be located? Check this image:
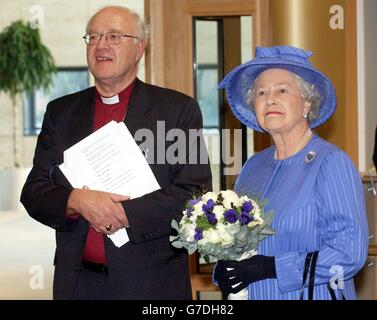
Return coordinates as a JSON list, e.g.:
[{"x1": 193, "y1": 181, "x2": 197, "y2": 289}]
[{"x1": 358, "y1": 0, "x2": 377, "y2": 172}]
